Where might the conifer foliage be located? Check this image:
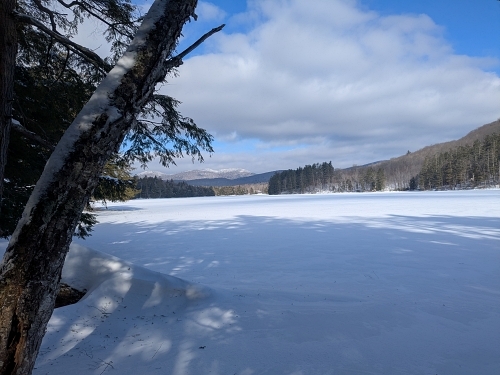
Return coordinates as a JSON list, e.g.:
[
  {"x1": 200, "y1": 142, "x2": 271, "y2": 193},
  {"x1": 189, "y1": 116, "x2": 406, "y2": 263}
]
[
  {"x1": 135, "y1": 177, "x2": 215, "y2": 198},
  {"x1": 0, "y1": 0, "x2": 215, "y2": 238},
  {"x1": 268, "y1": 162, "x2": 388, "y2": 194},
  {"x1": 417, "y1": 134, "x2": 500, "y2": 190},
  {"x1": 268, "y1": 132, "x2": 500, "y2": 195},
  {"x1": 268, "y1": 162, "x2": 335, "y2": 194}
]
